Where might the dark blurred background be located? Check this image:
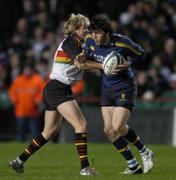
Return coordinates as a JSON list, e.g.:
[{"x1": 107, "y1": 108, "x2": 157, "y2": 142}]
[{"x1": 0, "y1": 0, "x2": 176, "y2": 144}]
